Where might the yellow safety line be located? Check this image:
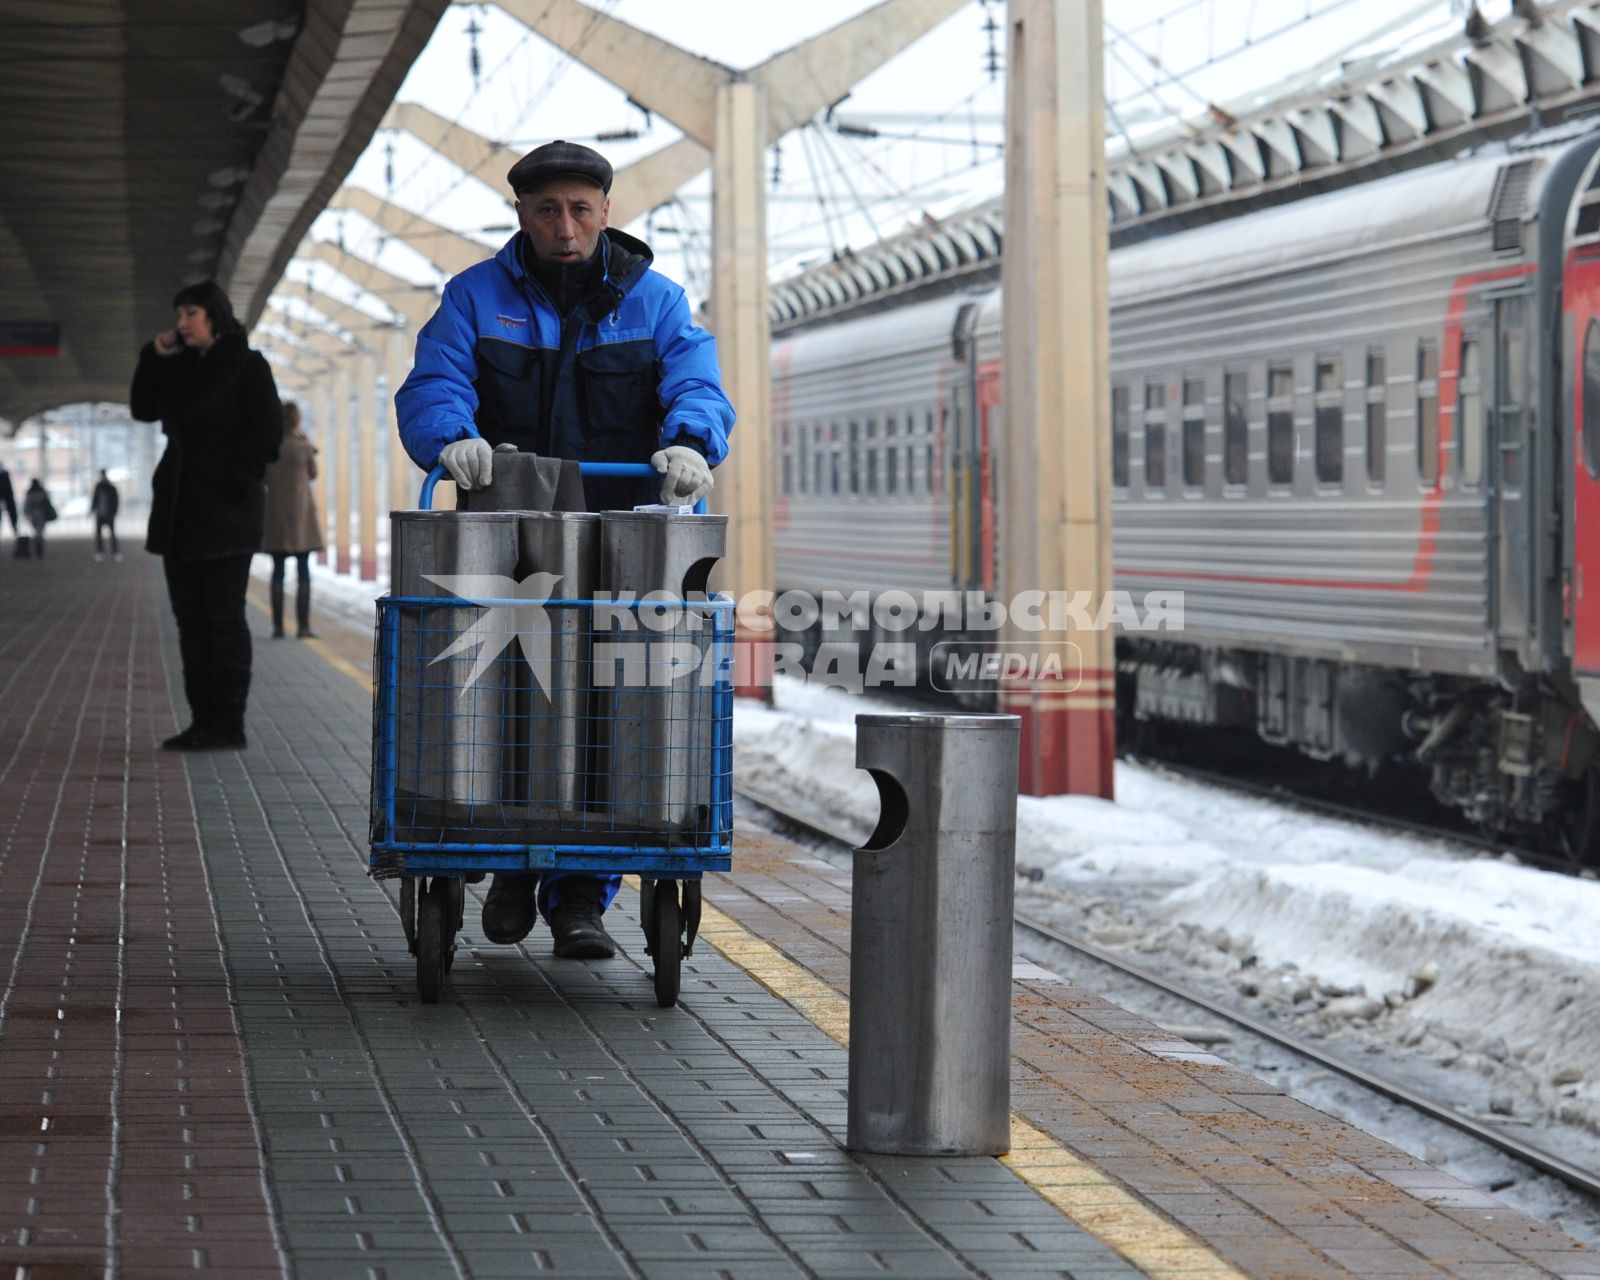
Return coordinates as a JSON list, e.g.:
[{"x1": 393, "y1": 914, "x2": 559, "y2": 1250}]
[
  {"x1": 299, "y1": 634, "x2": 371, "y2": 691},
  {"x1": 303, "y1": 631, "x2": 1244, "y2": 1278},
  {"x1": 246, "y1": 593, "x2": 373, "y2": 691},
  {"x1": 684, "y1": 890, "x2": 1246, "y2": 1280}
]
